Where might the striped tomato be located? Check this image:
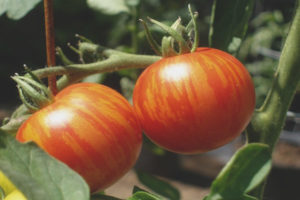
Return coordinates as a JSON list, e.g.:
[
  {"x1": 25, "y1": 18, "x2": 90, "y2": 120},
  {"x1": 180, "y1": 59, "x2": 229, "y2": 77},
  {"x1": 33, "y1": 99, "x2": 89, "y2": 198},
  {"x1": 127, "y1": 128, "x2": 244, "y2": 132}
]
[
  {"x1": 16, "y1": 83, "x2": 142, "y2": 192},
  {"x1": 133, "y1": 48, "x2": 255, "y2": 154}
]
